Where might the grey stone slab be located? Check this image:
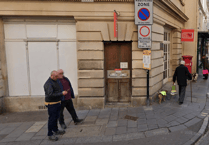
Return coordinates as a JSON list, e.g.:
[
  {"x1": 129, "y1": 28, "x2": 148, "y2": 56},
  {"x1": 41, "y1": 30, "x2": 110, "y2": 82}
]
[
  {"x1": 0, "y1": 128, "x2": 16, "y2": 135},
  {"x1": 115, "y1": 127, "x2": 127, "y2": 135},
  {"x1": 183, "y1": 140, "x2": 194, "y2": 145},
  {"x1": 117, "y1": 120, "x2": 127, "y2": 127},
  {"x1": 169, "y1": 121, "x2": 181, "y2": 126},
  {"x1": 113, "y1": 132, "x2": 145, "y2": 141},
  {"x1": 176, "y1": 117, "x2": 188, "y2": 124},
  {"x1": 84, "y1": 116, "x2": 97, "y2": 122},
  {"x1": 4, "y1": 122, "x2": 36, "y2": 139},
  {"x1": 63, "y1": 126, "x2": 101, "y2": 138},
  {"x1": 35, "y1": 128, "x2": 47, "y2": 136},
  {"x1": 137, "y1": 119, "x2": 146, "y2": 125},
  {"x1": 87, "y1": 109, "x2": 100, "y2": 116},
  {"x1": 173, "y1": 112, "x2": 186, "y2": 117},
  {"x1": 106, "y1": 121, "x2": 117, "y2": 128},
  {"x1": 190, "y1": 133, "x2": 202, "y2": 142},
  {"x1": 146, "y1": 114, "x2": 155, "y2": 119},
  {"x1": 95, "y1": 119, "x2": 109, "y2": 125},
  {"x1": 127, "y1": 128, "x2": 137, "y2": 133},
  {"x1": 146, "y1": 119, "x2": 157, "y2": 125},
  {"x1": 84, "y1": 136, "x2": 113, "y2": 143},
  {"x1": 109, "y1": 115, "x2": 118, "y2": 121},
  {"x1": 42, "y1": 138, "x2": 76, "y2": 144},
  {"x1": 145, "y1": 128, "x2": 169, "y2": 137},
  {"x1": 0, "y1": 137, "x2": 17, "y2": 143},
  {"x1": 148, "y1": 124, "x2": 158, "y2": 130},
  {"x1": 6, "y1": 140, "x2": 42, "y2": 145},
  {"x1": 184, "y1": 113, "x2": 196, "y2": 120},
  {"x1": 105, "y1": 127, "x2": 116, "y2": 136},
  {"x1": 127, "y1": 120, "x2": 137, "y2": 128},
  {"x1": 169, "y1": 125, "x2": 187, "y2": 132},
  {"x1": 31, "y1": 135, "x2": 46, "y2": 140},
  {"x1": 0, "y1": 143, "x2": 7, "y2": 145},
  {"x1": 6, "y1": 123, "x2": 23, "y2": 128},
  {"x1": 15, "y1": 132, "x2": 36, "y2": 141},
  {"x1": 138, "y1": 124, "x2": 148, "y2": 132},
  {"x1": 157, "y1": 119, "x2": 167, "y2": 124},
  {"x1": 164, "y1": 115, "x2": 176, "y2": 122},
  {"x1": 184, "y1": 117, "x2": 202, "y2": 127}
]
